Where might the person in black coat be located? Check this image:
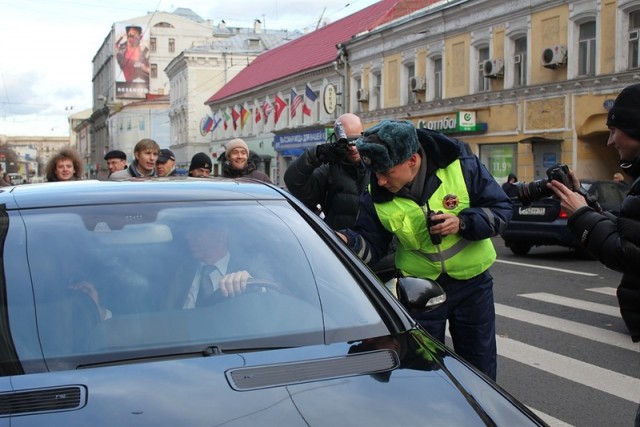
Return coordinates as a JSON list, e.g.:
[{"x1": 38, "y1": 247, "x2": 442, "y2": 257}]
[
  {"x1": 547, "y1": 83, "x2": 640, "y2": 424},
  {"x1": 284, "y1": 113, "x2": 369, "y2": 230}
]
